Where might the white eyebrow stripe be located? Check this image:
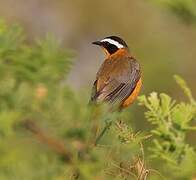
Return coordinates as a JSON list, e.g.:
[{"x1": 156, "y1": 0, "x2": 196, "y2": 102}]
[{"x1": 101, "y1": 38, "x2": 124, "y2": 48}]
